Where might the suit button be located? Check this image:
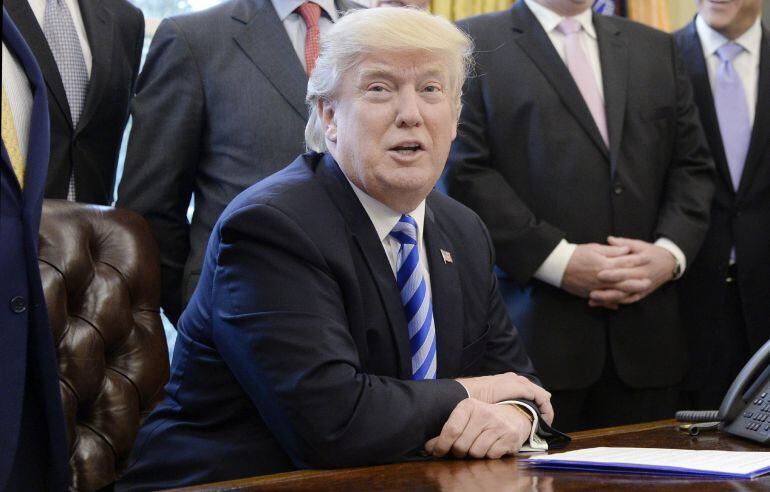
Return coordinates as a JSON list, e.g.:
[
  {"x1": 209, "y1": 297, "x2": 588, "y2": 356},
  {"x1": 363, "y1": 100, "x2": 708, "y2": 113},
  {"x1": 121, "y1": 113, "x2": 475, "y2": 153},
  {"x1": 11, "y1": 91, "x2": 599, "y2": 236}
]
[
  {"x1": 613, "y1": 182, "x2": 624, "y2": 195},
  {"x1": 9, "y1": 296, "x2": 27, "y2": 314}
]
